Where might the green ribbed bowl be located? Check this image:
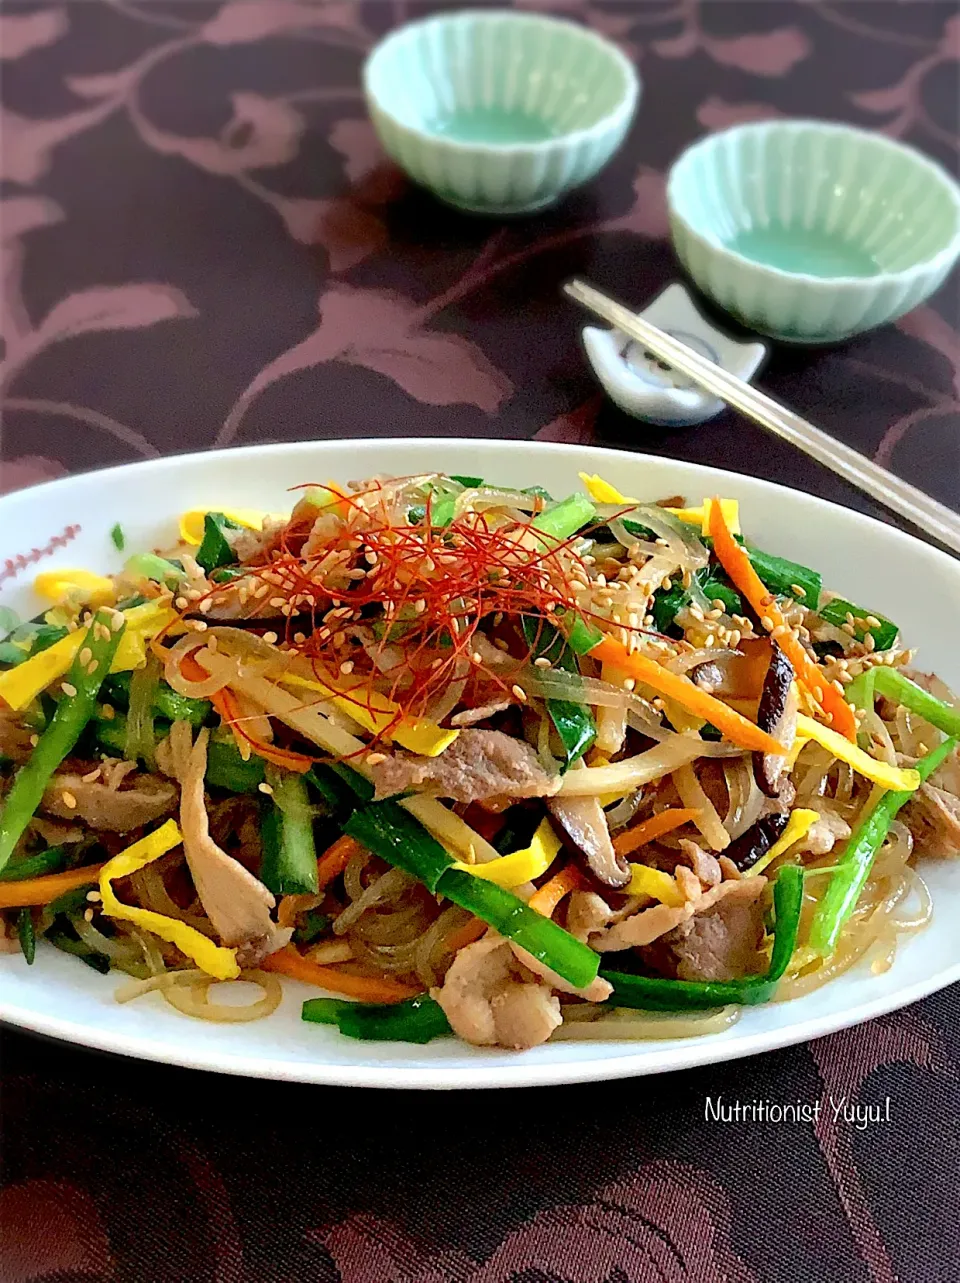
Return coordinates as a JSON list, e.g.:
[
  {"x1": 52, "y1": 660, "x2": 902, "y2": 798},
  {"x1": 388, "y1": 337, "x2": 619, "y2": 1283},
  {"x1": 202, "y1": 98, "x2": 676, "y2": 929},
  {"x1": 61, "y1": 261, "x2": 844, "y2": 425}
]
[
  {"x1": 364, "y1": 10, "x2": 639, "y2": 215},
  {"x1": 668, "y1": 121, "x2": 960, "y2": 343}
]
